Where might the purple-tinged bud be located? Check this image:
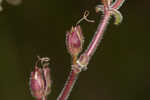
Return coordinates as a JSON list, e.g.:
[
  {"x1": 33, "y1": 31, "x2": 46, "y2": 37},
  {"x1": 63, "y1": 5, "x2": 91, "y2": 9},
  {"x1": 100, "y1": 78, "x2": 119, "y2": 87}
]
[
  {"x1": 30, "y1": 67, "x2": 45, "y2": 100},
  {"x1": 43, "y1": 66, "x2": 51, "y2": 96},
  {"x1": 29, "y1": 57, "x2": 52, "y2": 100},
  {"x1": 66, "y1": 25, "x2": 84, "y2": 57}
]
